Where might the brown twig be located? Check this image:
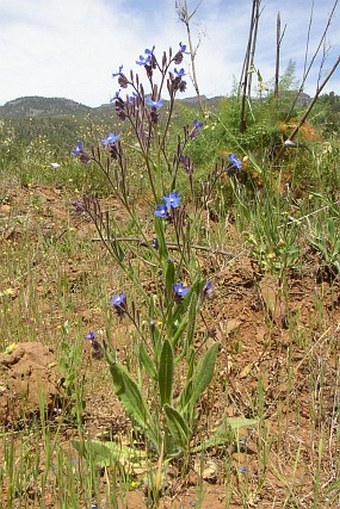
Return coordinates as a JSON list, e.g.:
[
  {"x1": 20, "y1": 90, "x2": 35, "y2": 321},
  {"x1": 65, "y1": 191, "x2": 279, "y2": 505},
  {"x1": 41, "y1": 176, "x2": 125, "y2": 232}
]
[
  {"x1": 285, "y1": 0, "x2": 338, "y2": 121},
  {"x1": 90, "y1": 235, "x2": 236, "y2": 258},
  {"x1": 274, "y1": 54, "x2": 340, "y2": 162},
  {"x1": 176, "y1": 0, "x2": 204, "y2": 115}
]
